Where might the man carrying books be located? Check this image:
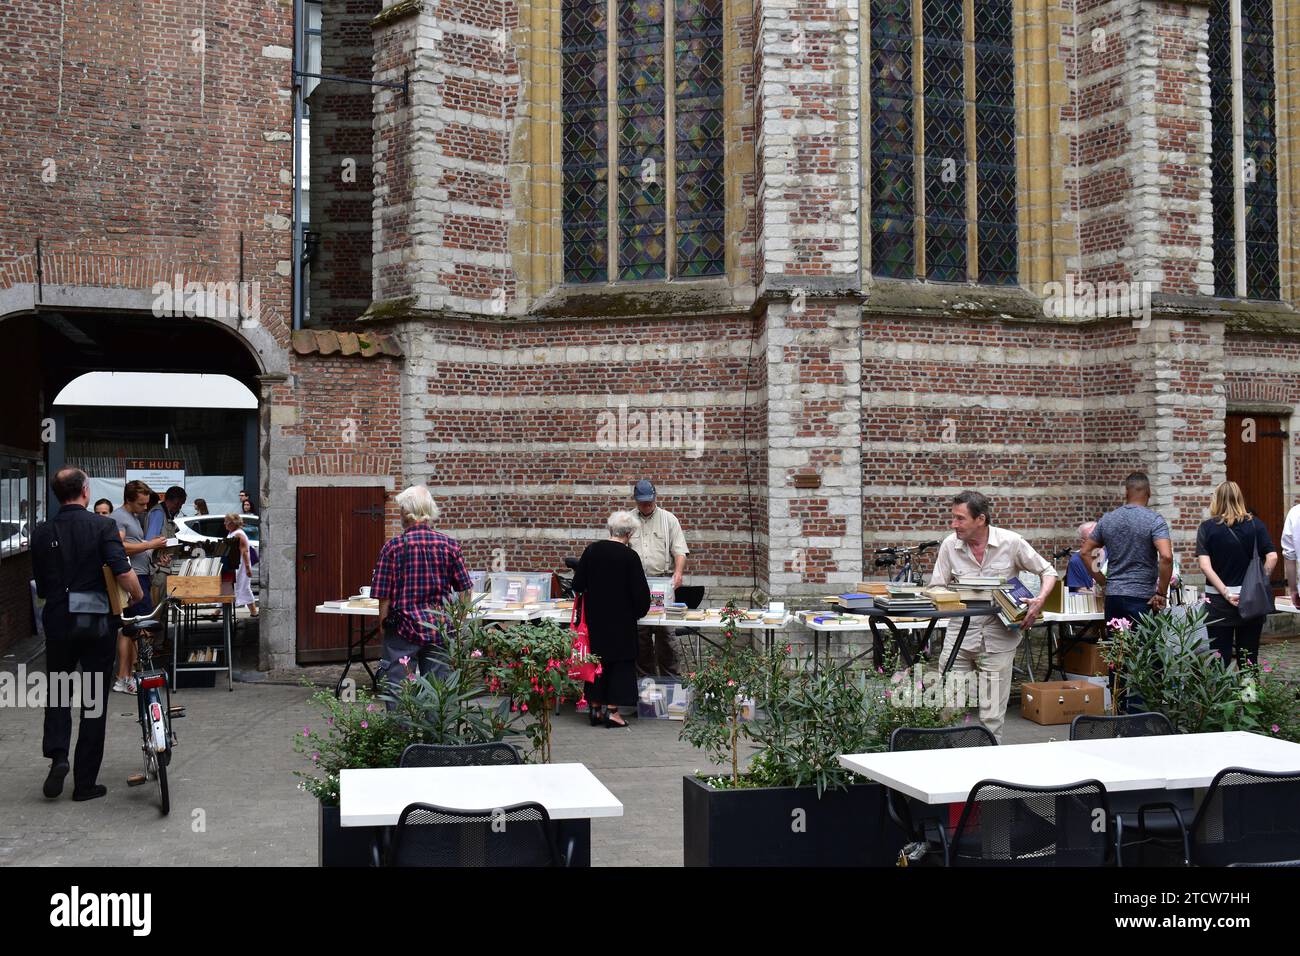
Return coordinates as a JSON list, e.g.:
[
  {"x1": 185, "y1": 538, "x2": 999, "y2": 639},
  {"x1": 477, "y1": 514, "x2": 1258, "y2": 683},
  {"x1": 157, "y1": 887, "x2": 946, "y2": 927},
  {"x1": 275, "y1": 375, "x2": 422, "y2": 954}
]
[{"x1": 929, "y1": 491, "x2": 1057, "y2": 741}]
